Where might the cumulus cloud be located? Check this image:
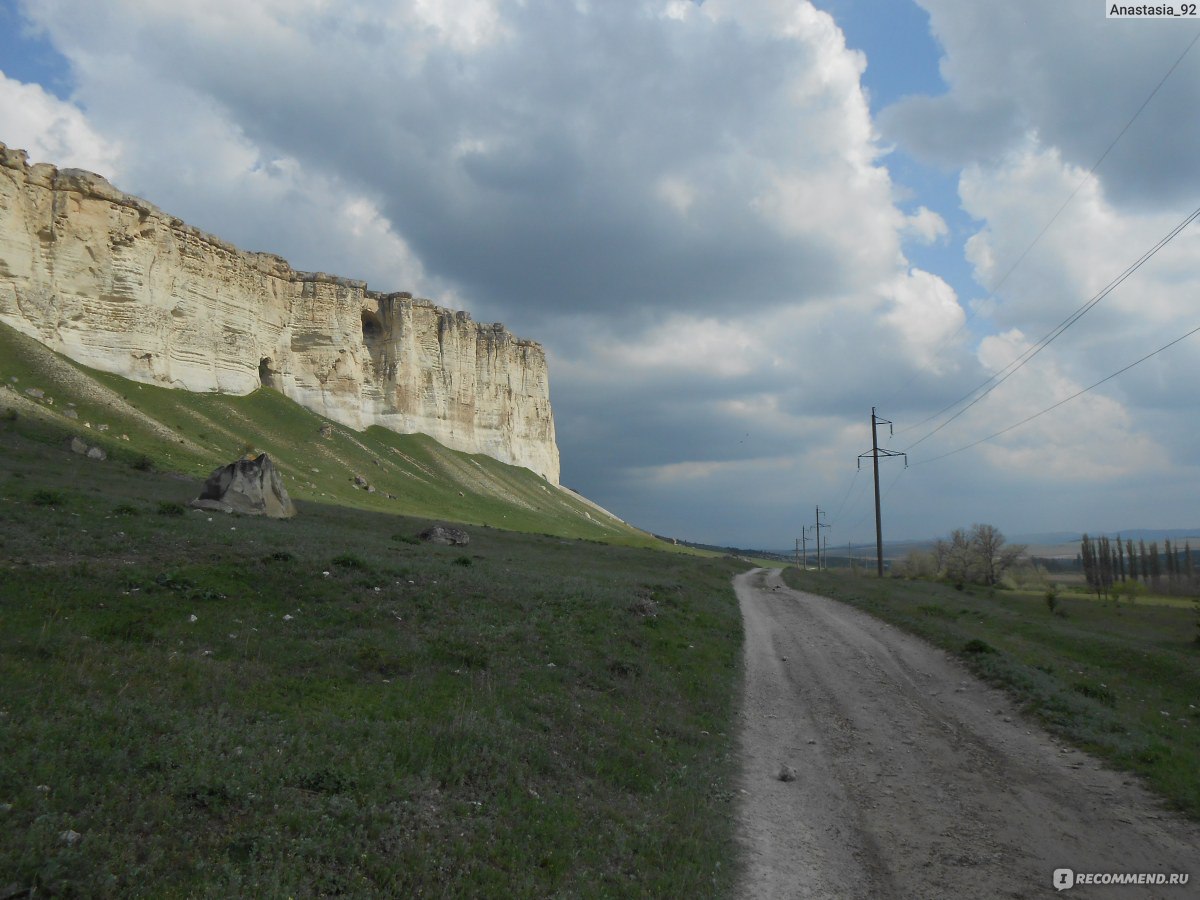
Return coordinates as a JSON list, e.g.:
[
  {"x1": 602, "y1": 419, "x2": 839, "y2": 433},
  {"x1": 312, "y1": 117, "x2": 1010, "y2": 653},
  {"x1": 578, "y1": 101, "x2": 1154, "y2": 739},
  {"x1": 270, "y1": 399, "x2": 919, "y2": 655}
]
[
  {"x1": 957, "y1": 138, "x2": 1200, "y2": 407},
  {"x1": 16, "y1": 0, "x2": 914, "y2": 322},
  {"x1": 903, "y1": 206, "x2": 949, "y2": 245},
  {"x1": 884, "y1": 0, "x2": 1200, "y2": 207},
  {"x1": 0, "y1": 69, "x2": 119, "y2": 175}
]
